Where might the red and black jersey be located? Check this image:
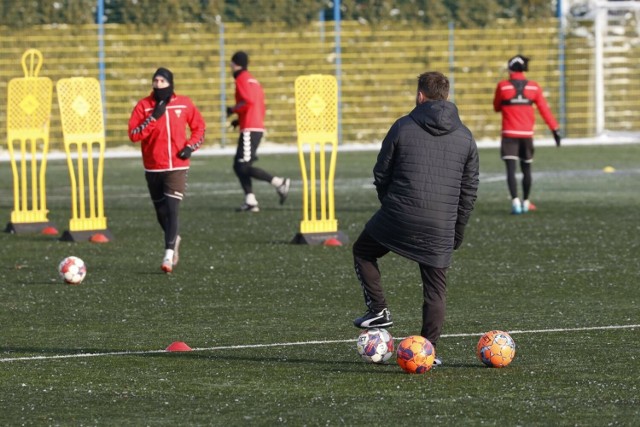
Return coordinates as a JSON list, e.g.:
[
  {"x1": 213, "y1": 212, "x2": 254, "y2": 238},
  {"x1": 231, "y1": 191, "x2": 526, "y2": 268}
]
[
  {"x1": 493, "y1": 72, "x2": 558, "y2": 138},
  {"x1": 229, "y1": 69, "x2": 265, "y2": 132},
  {"x1": 128, "y1": 93, "x2": 206, "y2": 171}
]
